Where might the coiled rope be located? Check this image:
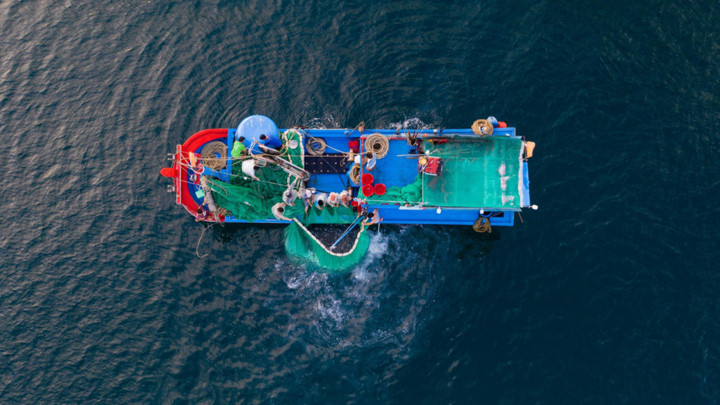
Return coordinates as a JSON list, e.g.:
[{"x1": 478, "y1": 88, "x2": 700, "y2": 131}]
[
  {"x1": 201, "y1": 141, "x2": 227, "y2": 170},
  {"x1": 471, "y1": 119, "x2": 493, "y2": 136},
  {"x1": 348, "y1": 164, "x2": 361, "y2": 185},
  {"x1": 306, "y1": 137, "x2": 327, "y2": 155},
  {"x1": 472, "y1": 217, "x2": 492, "y2": 233},
  {"x1": 364, "y1": 133, "x2": 389, "y2": 159}
]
